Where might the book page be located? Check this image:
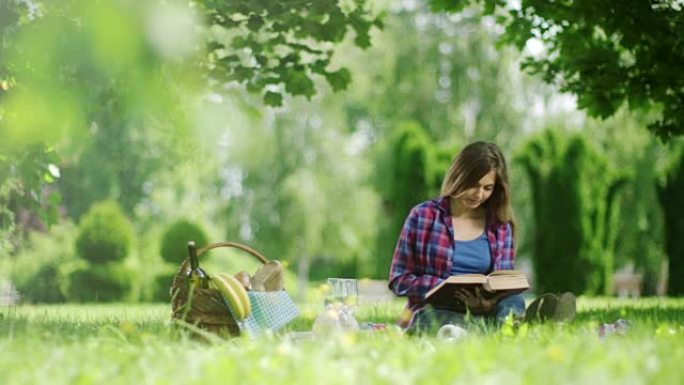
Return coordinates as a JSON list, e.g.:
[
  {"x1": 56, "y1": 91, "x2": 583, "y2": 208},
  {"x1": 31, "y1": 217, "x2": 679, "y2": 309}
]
[
  {"x1": 485, "y1": 273, "x2": 529, "y2": 291},
  {"x1": 424, "y1": 271, "x2": 530, "y2": 311},
  {"x1": 488, "y1": 269, "x2": 525, "y2": 277},
  {"x1": 443, "y1": 274, "x2": 487, "y2": 284},
  {"x1": 424, "y1": 274, "x2": 486, "y2": 299}
]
